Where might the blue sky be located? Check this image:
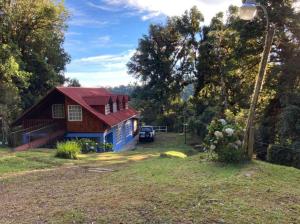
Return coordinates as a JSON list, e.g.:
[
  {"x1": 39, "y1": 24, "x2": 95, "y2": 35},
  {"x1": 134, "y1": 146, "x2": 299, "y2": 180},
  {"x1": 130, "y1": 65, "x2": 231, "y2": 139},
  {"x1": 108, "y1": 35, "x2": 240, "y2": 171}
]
[{"x1": 64, "y1": 0, "x2": 242, "y2": 87}]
